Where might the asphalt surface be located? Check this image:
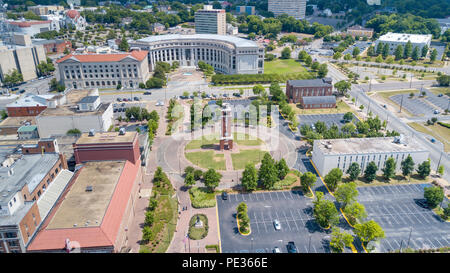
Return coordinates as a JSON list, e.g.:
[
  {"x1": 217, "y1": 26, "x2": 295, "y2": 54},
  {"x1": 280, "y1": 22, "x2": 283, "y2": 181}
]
[
  {"x1": 390, "y1": 94, "x2": 436, "y2": 116},
  {"x1": 217, "y1": 191, "x2": 339, "y2": 253},
  {"x1": 357, "y1": 184, "x2": 450, "y2": 252},
  {"x1": 297, "y1": 113, "x2": 358, "y2": 134}
]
